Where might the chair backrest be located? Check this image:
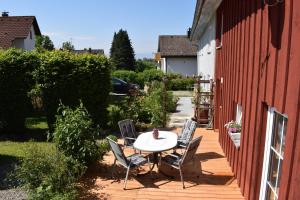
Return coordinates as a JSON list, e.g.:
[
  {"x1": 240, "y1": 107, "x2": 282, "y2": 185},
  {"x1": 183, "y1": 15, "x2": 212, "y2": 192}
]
[
  {"x1": 107, "y1": 137, "x2": 128, "y2": 167},
  {"x1": 178, "y1": 119, "x2": 197, "y2": 144},
  {"x1": 180, "y1": 136, "x2": 202, "y2": 165},
  {"x1": 118, "y1": 119, "x2": 137, "y2": 146}
]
